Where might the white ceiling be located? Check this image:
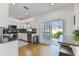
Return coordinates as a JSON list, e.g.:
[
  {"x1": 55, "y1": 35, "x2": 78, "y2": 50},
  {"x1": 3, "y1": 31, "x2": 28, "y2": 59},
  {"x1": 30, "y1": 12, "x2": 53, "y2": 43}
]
[{"x1": 9, "y1": 3, "x2": 74, "y2": 20}]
